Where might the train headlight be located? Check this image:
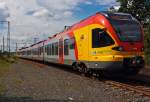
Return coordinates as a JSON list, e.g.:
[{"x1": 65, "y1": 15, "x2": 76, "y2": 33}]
[
  {"x1": 112, "y1": 46, "x2": 124, "y2": 51},
  {"x1": 141, "y1": 47, "x2": 144, "y2": 51},
  {"x1": 95, "y1": 63, "x2": 98, "y2": 67}
]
